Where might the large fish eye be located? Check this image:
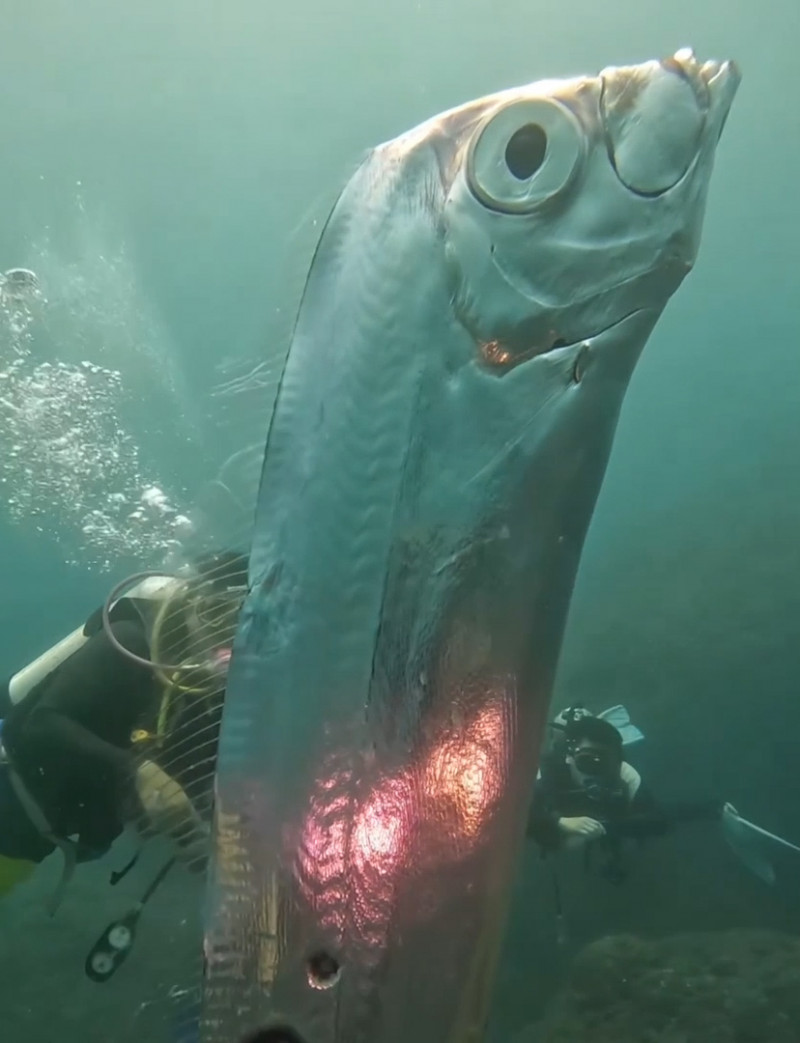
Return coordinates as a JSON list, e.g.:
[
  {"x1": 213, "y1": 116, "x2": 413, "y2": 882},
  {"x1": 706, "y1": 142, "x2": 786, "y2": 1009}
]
[{"x1": 467, "y1": 97, "x2": 584, "y2": 214}]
